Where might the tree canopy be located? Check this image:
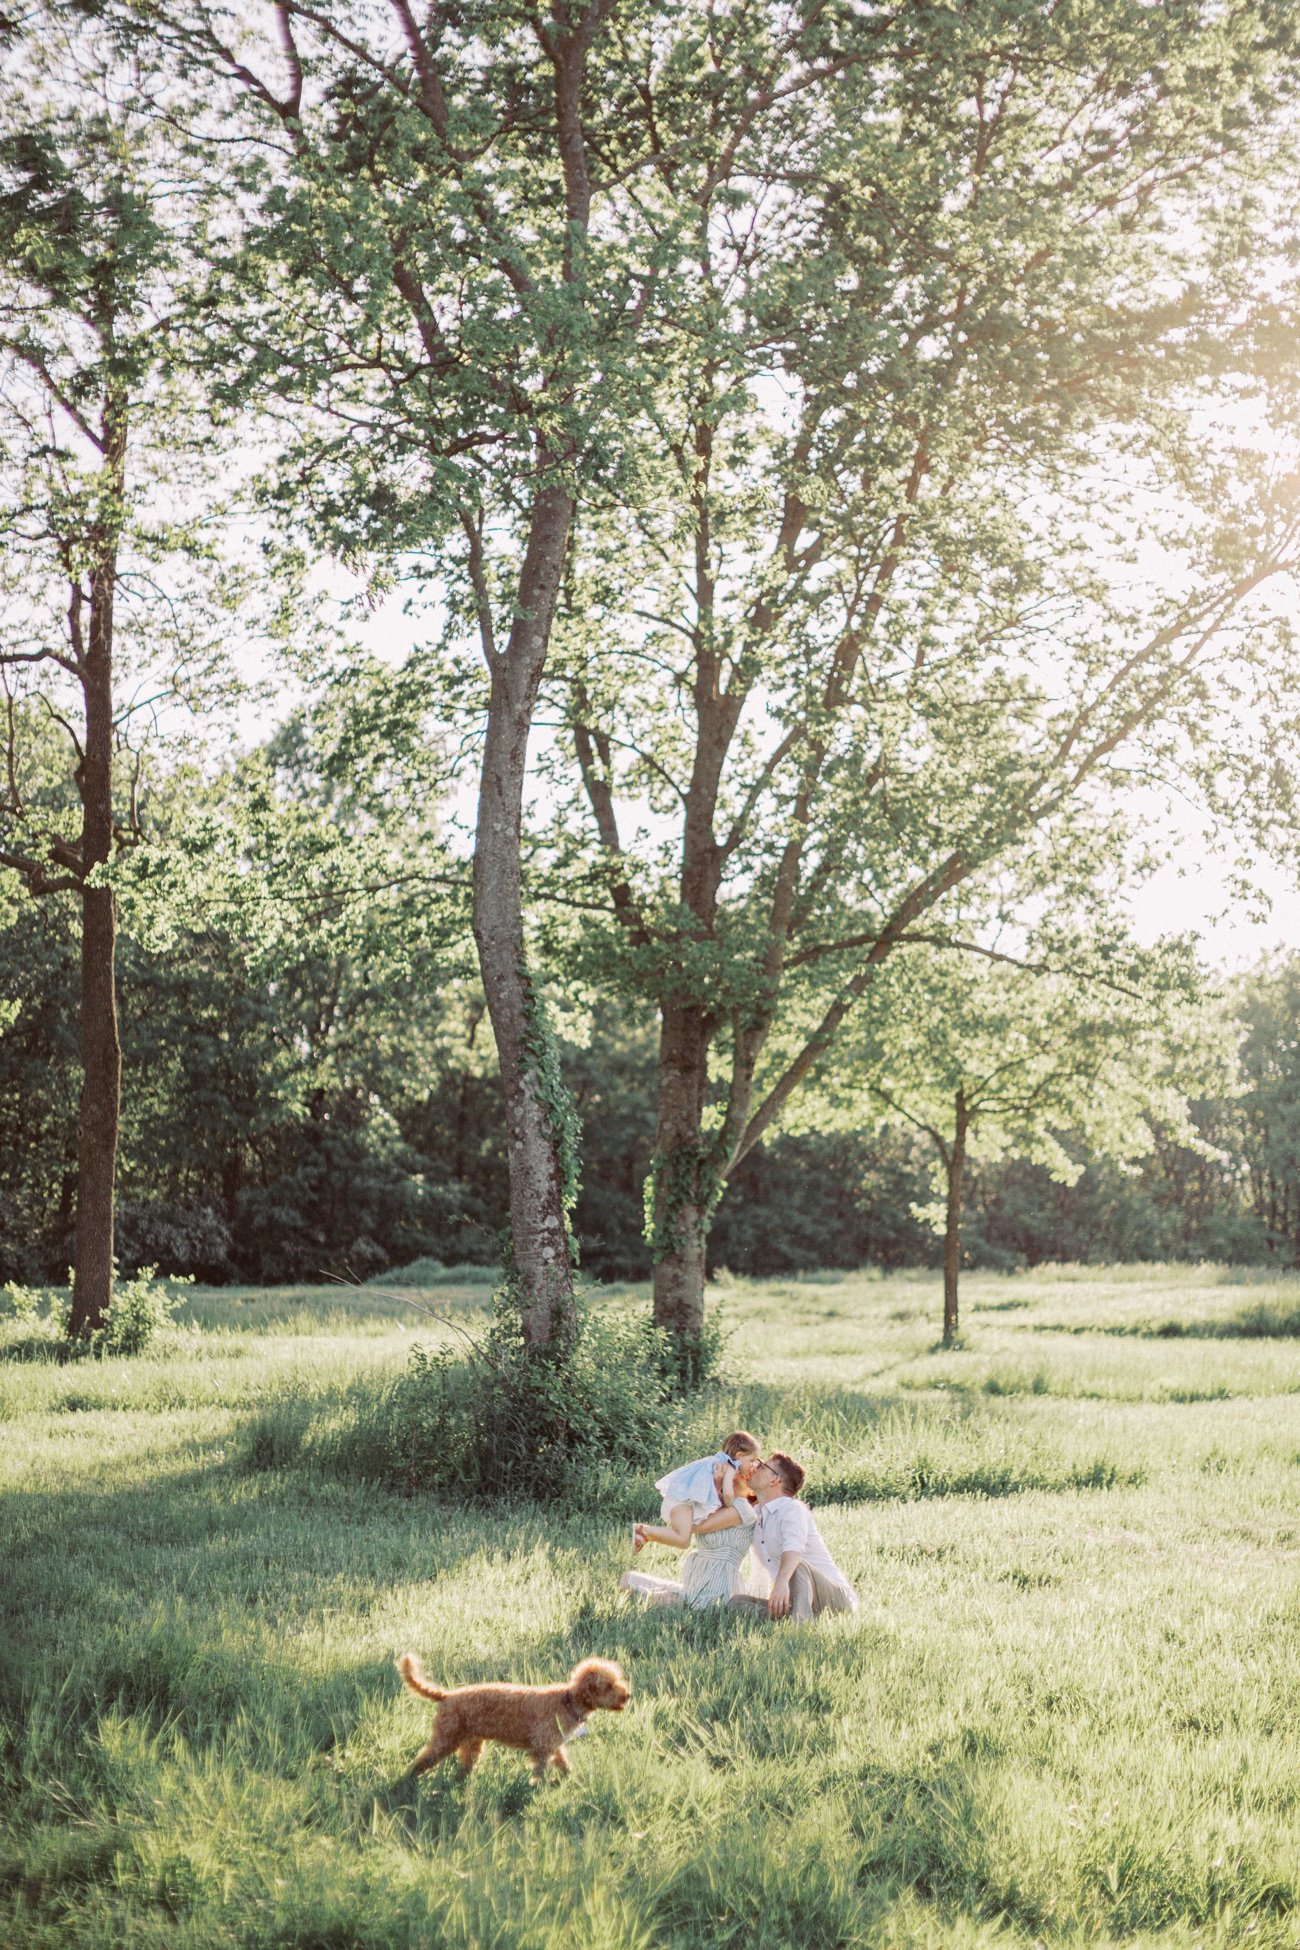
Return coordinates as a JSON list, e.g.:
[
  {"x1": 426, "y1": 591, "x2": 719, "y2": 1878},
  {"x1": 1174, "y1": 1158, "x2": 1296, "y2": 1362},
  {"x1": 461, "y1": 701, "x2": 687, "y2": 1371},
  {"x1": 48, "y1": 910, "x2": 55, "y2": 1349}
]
[{"x1": 3, "y1": 0, "x2": 1300, "y2": 1352}]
